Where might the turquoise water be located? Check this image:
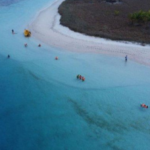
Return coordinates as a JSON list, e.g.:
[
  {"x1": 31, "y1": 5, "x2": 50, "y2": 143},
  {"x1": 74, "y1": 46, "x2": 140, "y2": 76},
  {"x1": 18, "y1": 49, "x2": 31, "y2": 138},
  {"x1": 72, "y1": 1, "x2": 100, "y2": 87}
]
[{"x1": 0, "y1": 0, "x2": 150, "y2": 150}]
